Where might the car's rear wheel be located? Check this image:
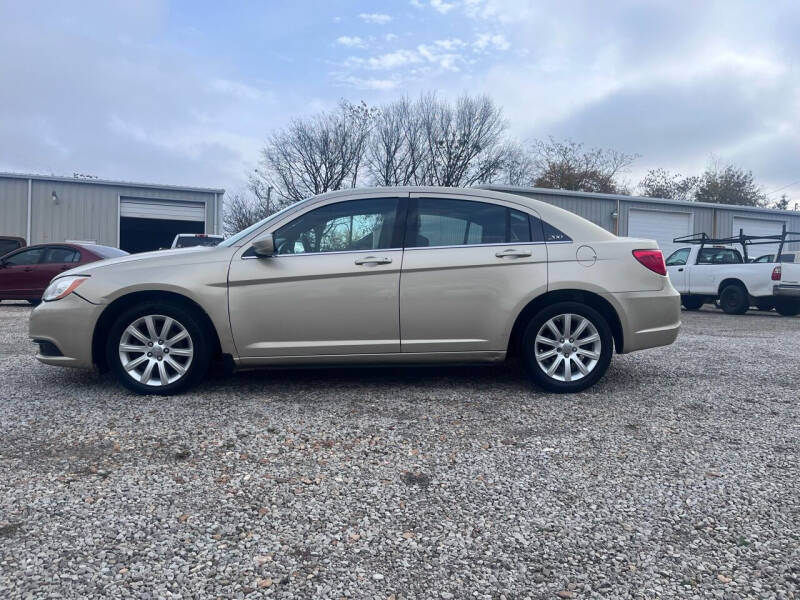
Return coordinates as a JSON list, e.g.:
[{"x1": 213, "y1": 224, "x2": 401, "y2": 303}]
[
  {"x1": 681, "y1": 295, "x2": 705, "y2": 310},
  {"x1": 774, "y1": 299, "x2": 800, "y2": 317},
  {"x1": 720, "y1": 284, "x2": 749, "y2": 315},
  {"x1": 521, "y1": 302, "x2": 613, "y2": 393},
  {"x1": 106, "y1": 302, "x2": 210, "y2": 395}
]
